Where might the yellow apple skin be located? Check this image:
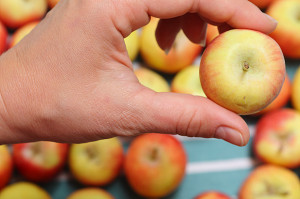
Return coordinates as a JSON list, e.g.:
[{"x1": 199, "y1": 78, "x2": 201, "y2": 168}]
[
  {"x1": 194, "y1": 191, "x2": 230, "y2": 199},
  {"x1": 48, "y1": 0, "x2": 60, "y2": 8},
  {"x1": 239, "y1": 165, "x2": 300, "y2": 199},
  {"x1": 249, "y1": 0, "x2": 276, "y2": 9},
  {"x1": 206, "y1": 24, "x2": 219, "y2": 45},
  {"x1": 254, "y1": 109, "x2": 300, "y2": 168},
  {"x1": 124, "y1": 133, "x2": 187, "y2": 198},
  {"x1": 135, "y1": 67, "x2": 170, "y2": 92},
  {"x1": 0, "y1": 0, "x2": 47, "y2": 29},
  {"x1": 10, "y1": 21, "x2": 39, "y2": 48},
  {"x1": 292, "y1": 66, "x2": 300, "y2": 111},
  {"x1": 171, "y1": 65, "x2": 206, "y2": 97},
  {"x1": 67, "y1": 188, "x2": 114, "y2": 199},
  {"x1": 0, "y1": 145, "x2": 13, "y2": 190},
  {"x1": 124, "y1": 31, "x2": 140, "y2": 61},
  {"x1": 200, "y1": 29, "x2": 285, "y2": 115},
  {"x1": 69, "y1": 138, "x2": 123, "y2": 186},
  {"x1": 140, "y1": 18, "x2": 202, "y2": 74},
  {"x1": 0, "y1": 182, "x2": 51, "y2": 199},
  {"x1": 267, "y1": 0, "x2": 300, "y2": 58}
]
